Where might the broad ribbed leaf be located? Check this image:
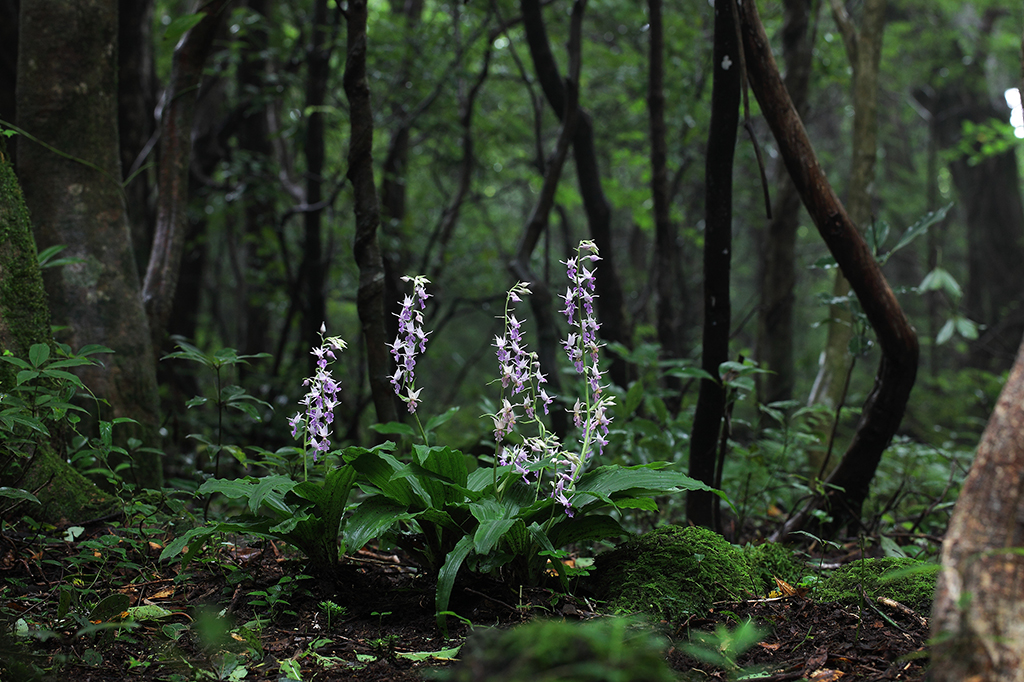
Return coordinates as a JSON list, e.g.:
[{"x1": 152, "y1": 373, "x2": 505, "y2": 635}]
[
  {"x1": 574, "y1": 465, "x2": 711, "y2": 499},
  {"x1": 435, "y1": 535, "x2": 475, "y2": 636},
  {"x1": 344, "y1": 497, "x2": 414, "y2": 551},
  {"x1": 349, "y1": 451, "x2": 414, "y2": 506},
  {"x1": 547, "y1": 514, "x2": 626, "y2": 548},
  {"x1": 424, "y1": 406, "x2": 460, "y2": 435},
  {"x1": 473, "y1": 518, "x2": 517, "y2": 556},
  {"x1": 198, "y1": 475, "x2": 298, "y2": 516}
]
